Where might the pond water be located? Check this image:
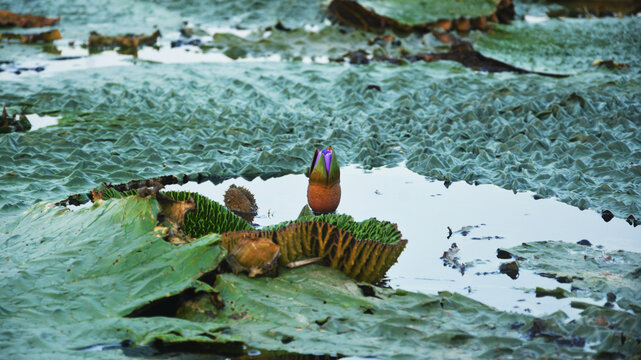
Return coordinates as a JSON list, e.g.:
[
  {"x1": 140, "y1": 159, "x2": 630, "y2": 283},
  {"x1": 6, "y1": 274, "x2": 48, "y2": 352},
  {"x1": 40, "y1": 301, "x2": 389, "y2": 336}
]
[
  {"x1": 26, "y1": 113, "x2": 60, "y2": 130},
  {"x1": 166, "y1": 164, "x2": 640, "y2": 319}
]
